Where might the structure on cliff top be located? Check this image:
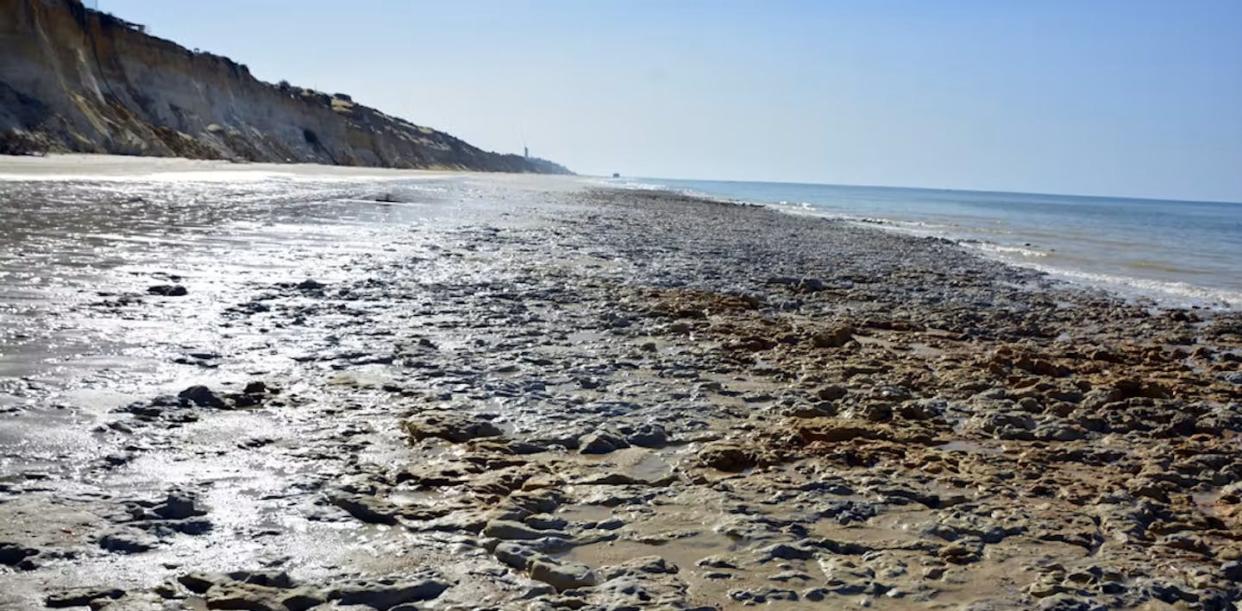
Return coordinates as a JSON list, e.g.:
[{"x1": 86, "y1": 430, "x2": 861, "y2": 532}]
[{"x1": 0, "y1": 0, "x2": 570, "y2": 173}]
